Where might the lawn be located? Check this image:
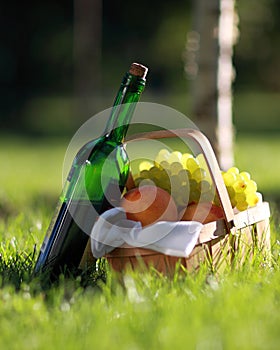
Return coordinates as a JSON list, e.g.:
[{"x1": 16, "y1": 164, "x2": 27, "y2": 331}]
[{"x1": 0, "y1": 133, "x2": 280, "y2": 349}]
